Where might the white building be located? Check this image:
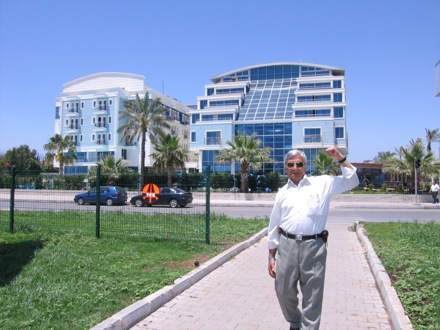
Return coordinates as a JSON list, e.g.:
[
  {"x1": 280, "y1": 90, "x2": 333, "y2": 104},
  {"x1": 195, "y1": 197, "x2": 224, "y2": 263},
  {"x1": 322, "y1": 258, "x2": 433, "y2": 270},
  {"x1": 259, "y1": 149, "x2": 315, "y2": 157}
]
[{"x1": 55, "y1": 72, "x2": 196, "y2": 174}]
